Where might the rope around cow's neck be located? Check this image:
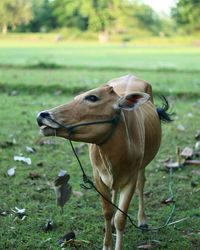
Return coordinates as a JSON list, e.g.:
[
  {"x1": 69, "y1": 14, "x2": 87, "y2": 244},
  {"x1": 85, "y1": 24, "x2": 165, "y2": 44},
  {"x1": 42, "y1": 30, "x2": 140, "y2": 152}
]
[{"x1": 68, "y1": 139, "x2": 188, "y2": 232}]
